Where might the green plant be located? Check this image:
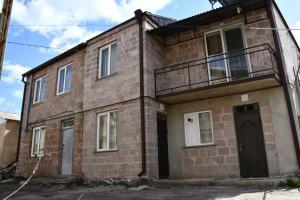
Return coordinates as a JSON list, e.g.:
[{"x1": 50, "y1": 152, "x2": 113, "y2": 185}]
[{"x1": 278, "y1": 179, "x2": 300, "y2": 188}]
